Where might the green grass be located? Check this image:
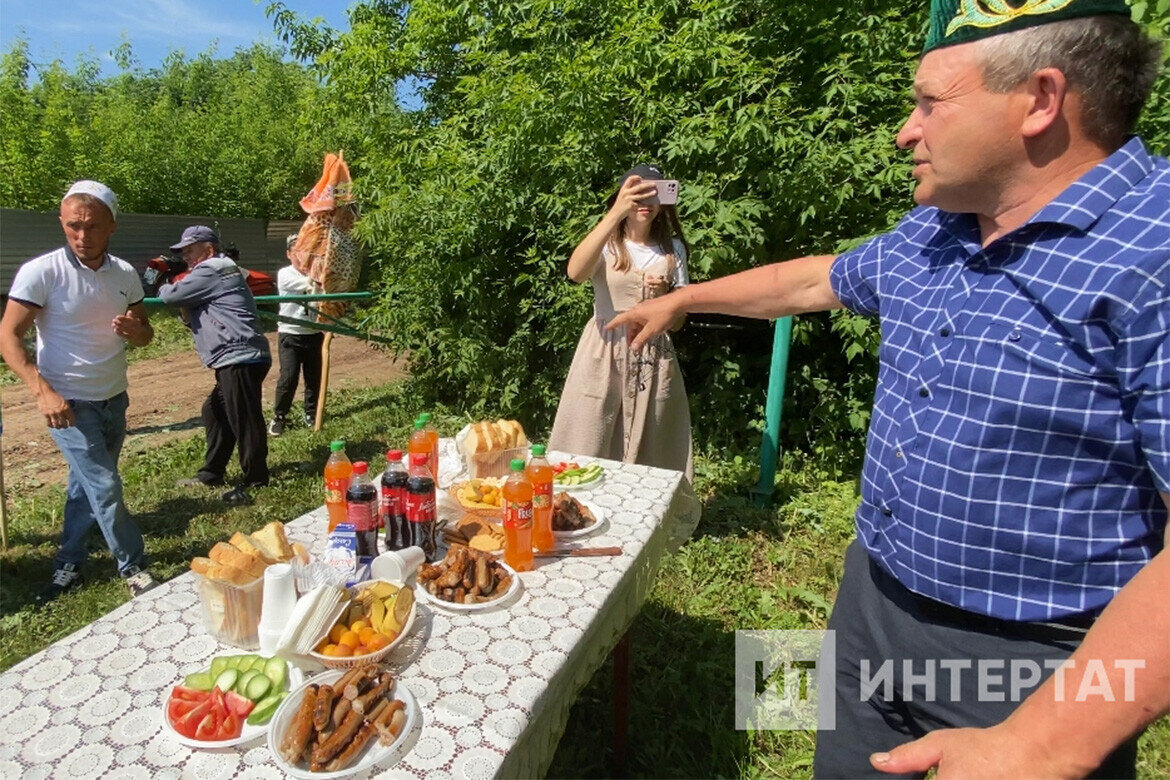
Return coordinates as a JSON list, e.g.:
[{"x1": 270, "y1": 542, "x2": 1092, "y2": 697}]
[{"x1": 0, "y1": 380, "x2": 1166, "y2": 777}]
